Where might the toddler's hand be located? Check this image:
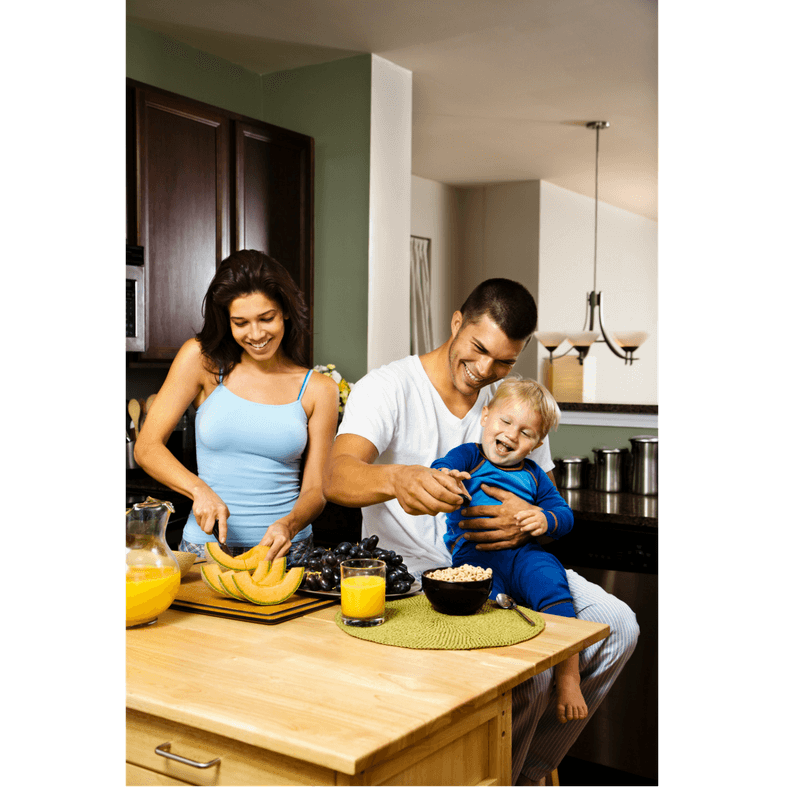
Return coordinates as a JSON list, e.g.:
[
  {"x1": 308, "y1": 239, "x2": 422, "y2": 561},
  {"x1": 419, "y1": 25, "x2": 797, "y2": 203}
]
[{"x1": 514, "y1": 508, "x2": 548, "y2": 537}]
